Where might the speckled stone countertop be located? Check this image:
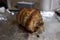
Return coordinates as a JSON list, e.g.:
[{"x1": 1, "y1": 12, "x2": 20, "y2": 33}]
[{"x1": 0, "y1": 11, "x2": 60, "y2": 40}]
